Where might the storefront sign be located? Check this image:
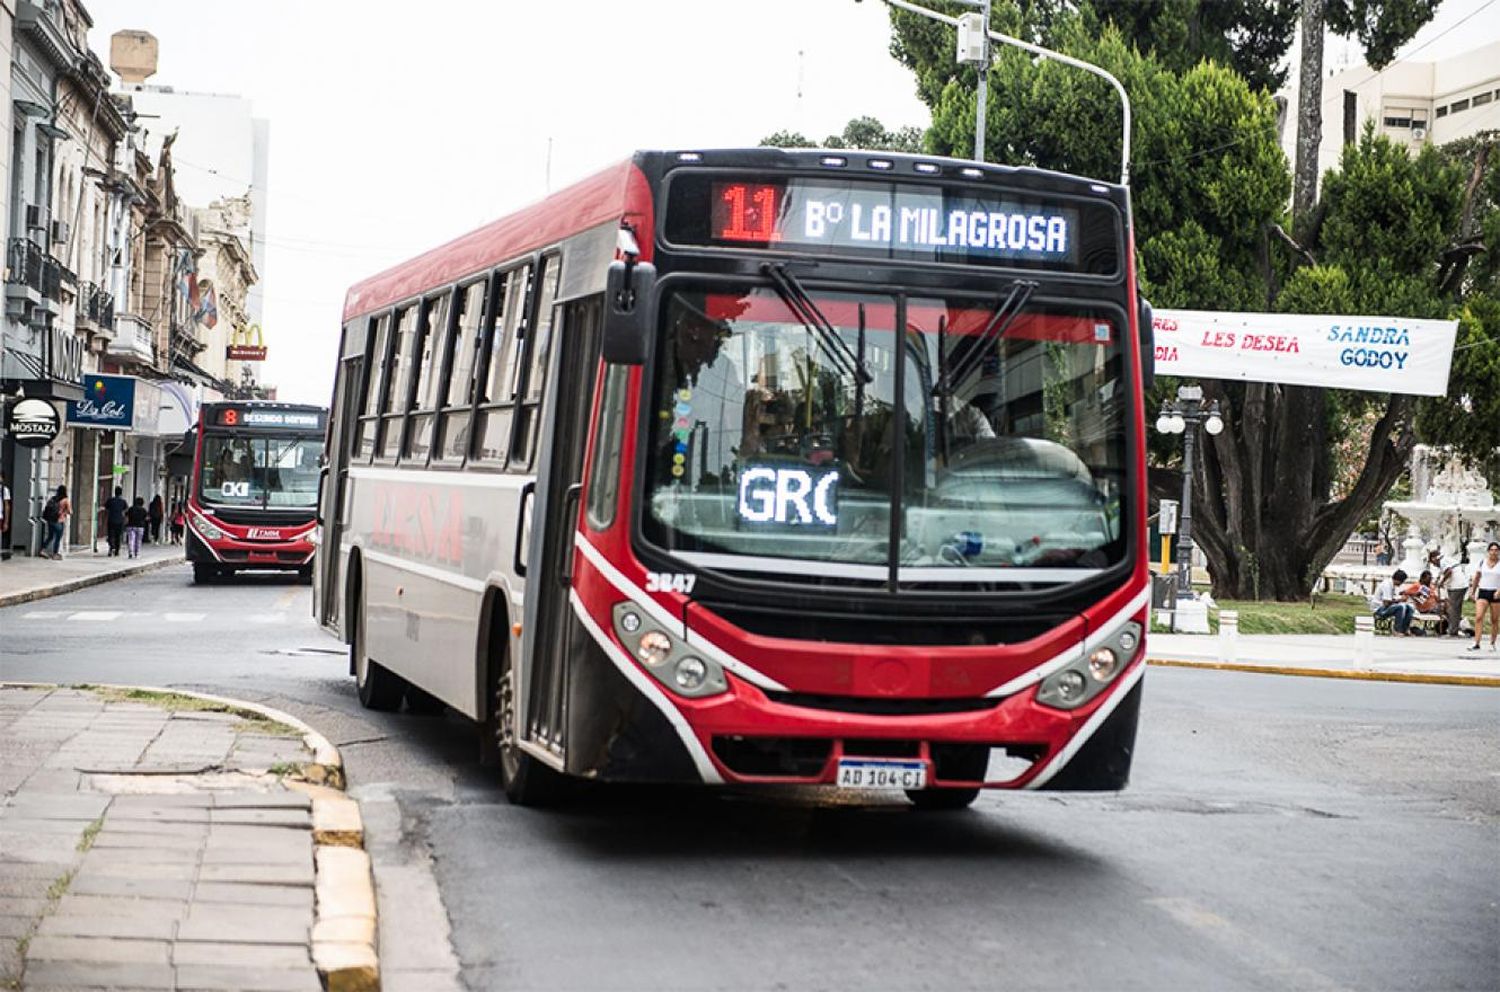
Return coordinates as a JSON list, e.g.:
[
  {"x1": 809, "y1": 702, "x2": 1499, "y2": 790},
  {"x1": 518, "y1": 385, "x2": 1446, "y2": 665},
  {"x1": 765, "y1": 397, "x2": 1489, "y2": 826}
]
[
  {"x1": 66, "y1": 374, "x2": 137, "y2": 430},
  {"x1": 1152, "y1": 310, "x2": 1458, "y2": 396},
  {"x1": 7, "y1": 397, "x2": 61, "y2": 448},
  {"x1": 227, "y1": 344, "x2": 267, "y2": 361}
]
